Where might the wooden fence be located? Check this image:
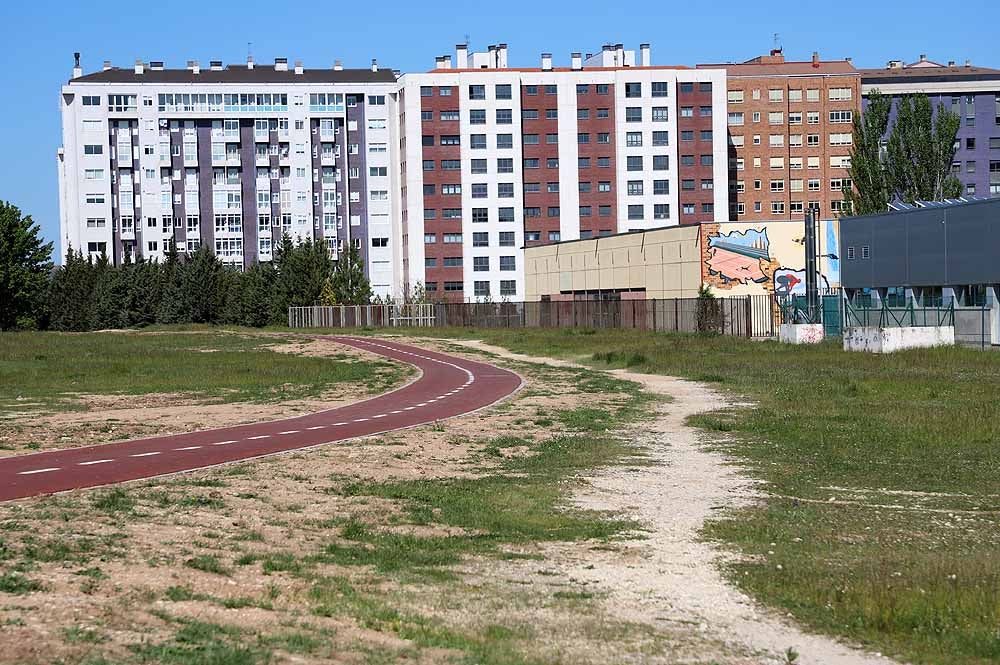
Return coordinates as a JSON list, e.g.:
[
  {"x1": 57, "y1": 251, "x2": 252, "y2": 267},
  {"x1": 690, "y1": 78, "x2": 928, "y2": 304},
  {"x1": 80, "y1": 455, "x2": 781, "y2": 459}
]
[{"x1": 287, "y1": 304, "x2": 436, "y2": 329}]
